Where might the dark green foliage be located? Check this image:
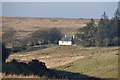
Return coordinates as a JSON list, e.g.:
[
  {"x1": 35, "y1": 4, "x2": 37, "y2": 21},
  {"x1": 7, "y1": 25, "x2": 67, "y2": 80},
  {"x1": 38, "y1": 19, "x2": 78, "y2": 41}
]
[
  {"x1": 76, "y1": 12, "x2": 119, "y2": 47},
  {"x1": 31, "y1": 28, "x2": 63, "y2": 45},
  {"x1": 95, "y1": 18, "x2": 109, "y2": 46},
  {"x1": 11, "y1": 28, "x2": 63, "y2": 52},
  {"x1": 31, "y1": 29, "x2": 49, "y2": 45},
  {"x1": 48, "y1": 28, "x2": 63, "y2": 43},
  {"x1": 2, "y1": 59, "x2": 100, "y2": 79},
  {"x1": 2, "y1": 59, "x2": 49, "y2": 76},
  {"x1": 19, "y1": 37, "x2": 33, "y2": 50},
  {"x1": 76, "y1": 19, "x2": 96, "y2": 47},
  {"x1": 2, "y1": 43, "x2": 11, "y2": 62}
]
